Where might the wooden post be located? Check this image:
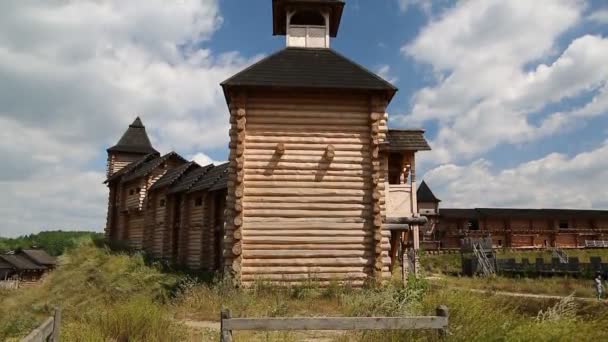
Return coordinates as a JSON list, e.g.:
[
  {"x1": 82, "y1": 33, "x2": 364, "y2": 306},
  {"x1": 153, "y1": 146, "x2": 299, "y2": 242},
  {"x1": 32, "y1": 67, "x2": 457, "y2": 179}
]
[
  {"x1": 436, "y1": 305, "x2": 449, "y2": 338},
  {"x1": 52, "y1": 306, "x2": 61, "y2": 342},
  {"x1": 221, "y1": 309, "x2": 233, "y2": 342},
  {"x1": 401, "y1": 232, "x2": 408, "y2": 285}
]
